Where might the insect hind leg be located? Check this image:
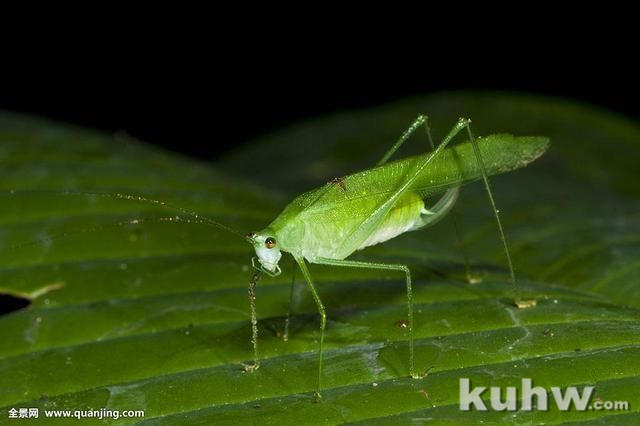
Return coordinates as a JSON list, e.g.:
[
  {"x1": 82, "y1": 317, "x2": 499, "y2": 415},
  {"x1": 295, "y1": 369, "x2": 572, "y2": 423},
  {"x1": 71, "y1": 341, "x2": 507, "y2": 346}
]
[
  {"x1": 420, "y1": 117, "x2": 480, "y2": 285},
  {"x1": 377, "y1": 115, "x2": 429, "y2": 165},
  {"x1": 385, "y1": 115, "x2": 477, "y2": 285},
  {"x1": 462, "y1": 121, "x2": 533, "y2": 308}
]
